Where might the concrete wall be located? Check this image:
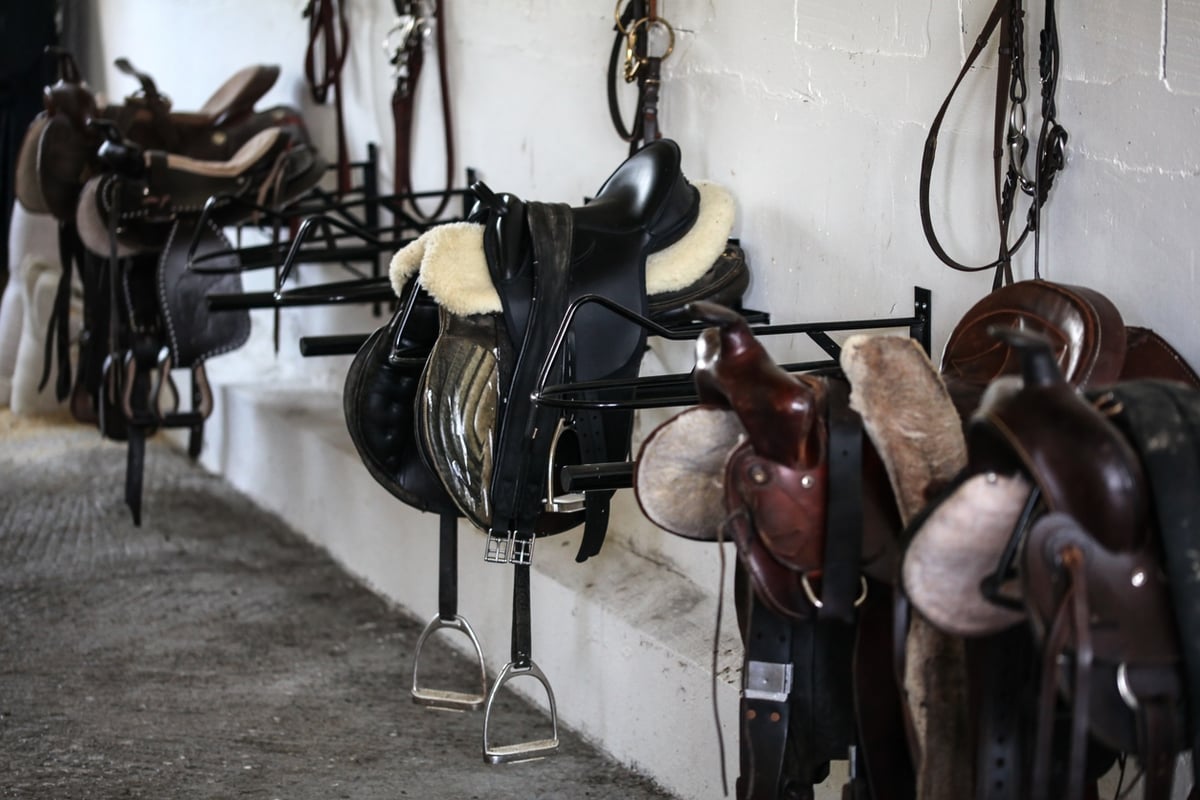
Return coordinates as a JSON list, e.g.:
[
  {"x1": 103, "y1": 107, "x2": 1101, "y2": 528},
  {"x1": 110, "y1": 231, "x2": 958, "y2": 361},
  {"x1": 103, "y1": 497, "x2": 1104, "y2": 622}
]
[{"x1": 84, "y1": 0, "x2": 1200, "y2": 796}]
